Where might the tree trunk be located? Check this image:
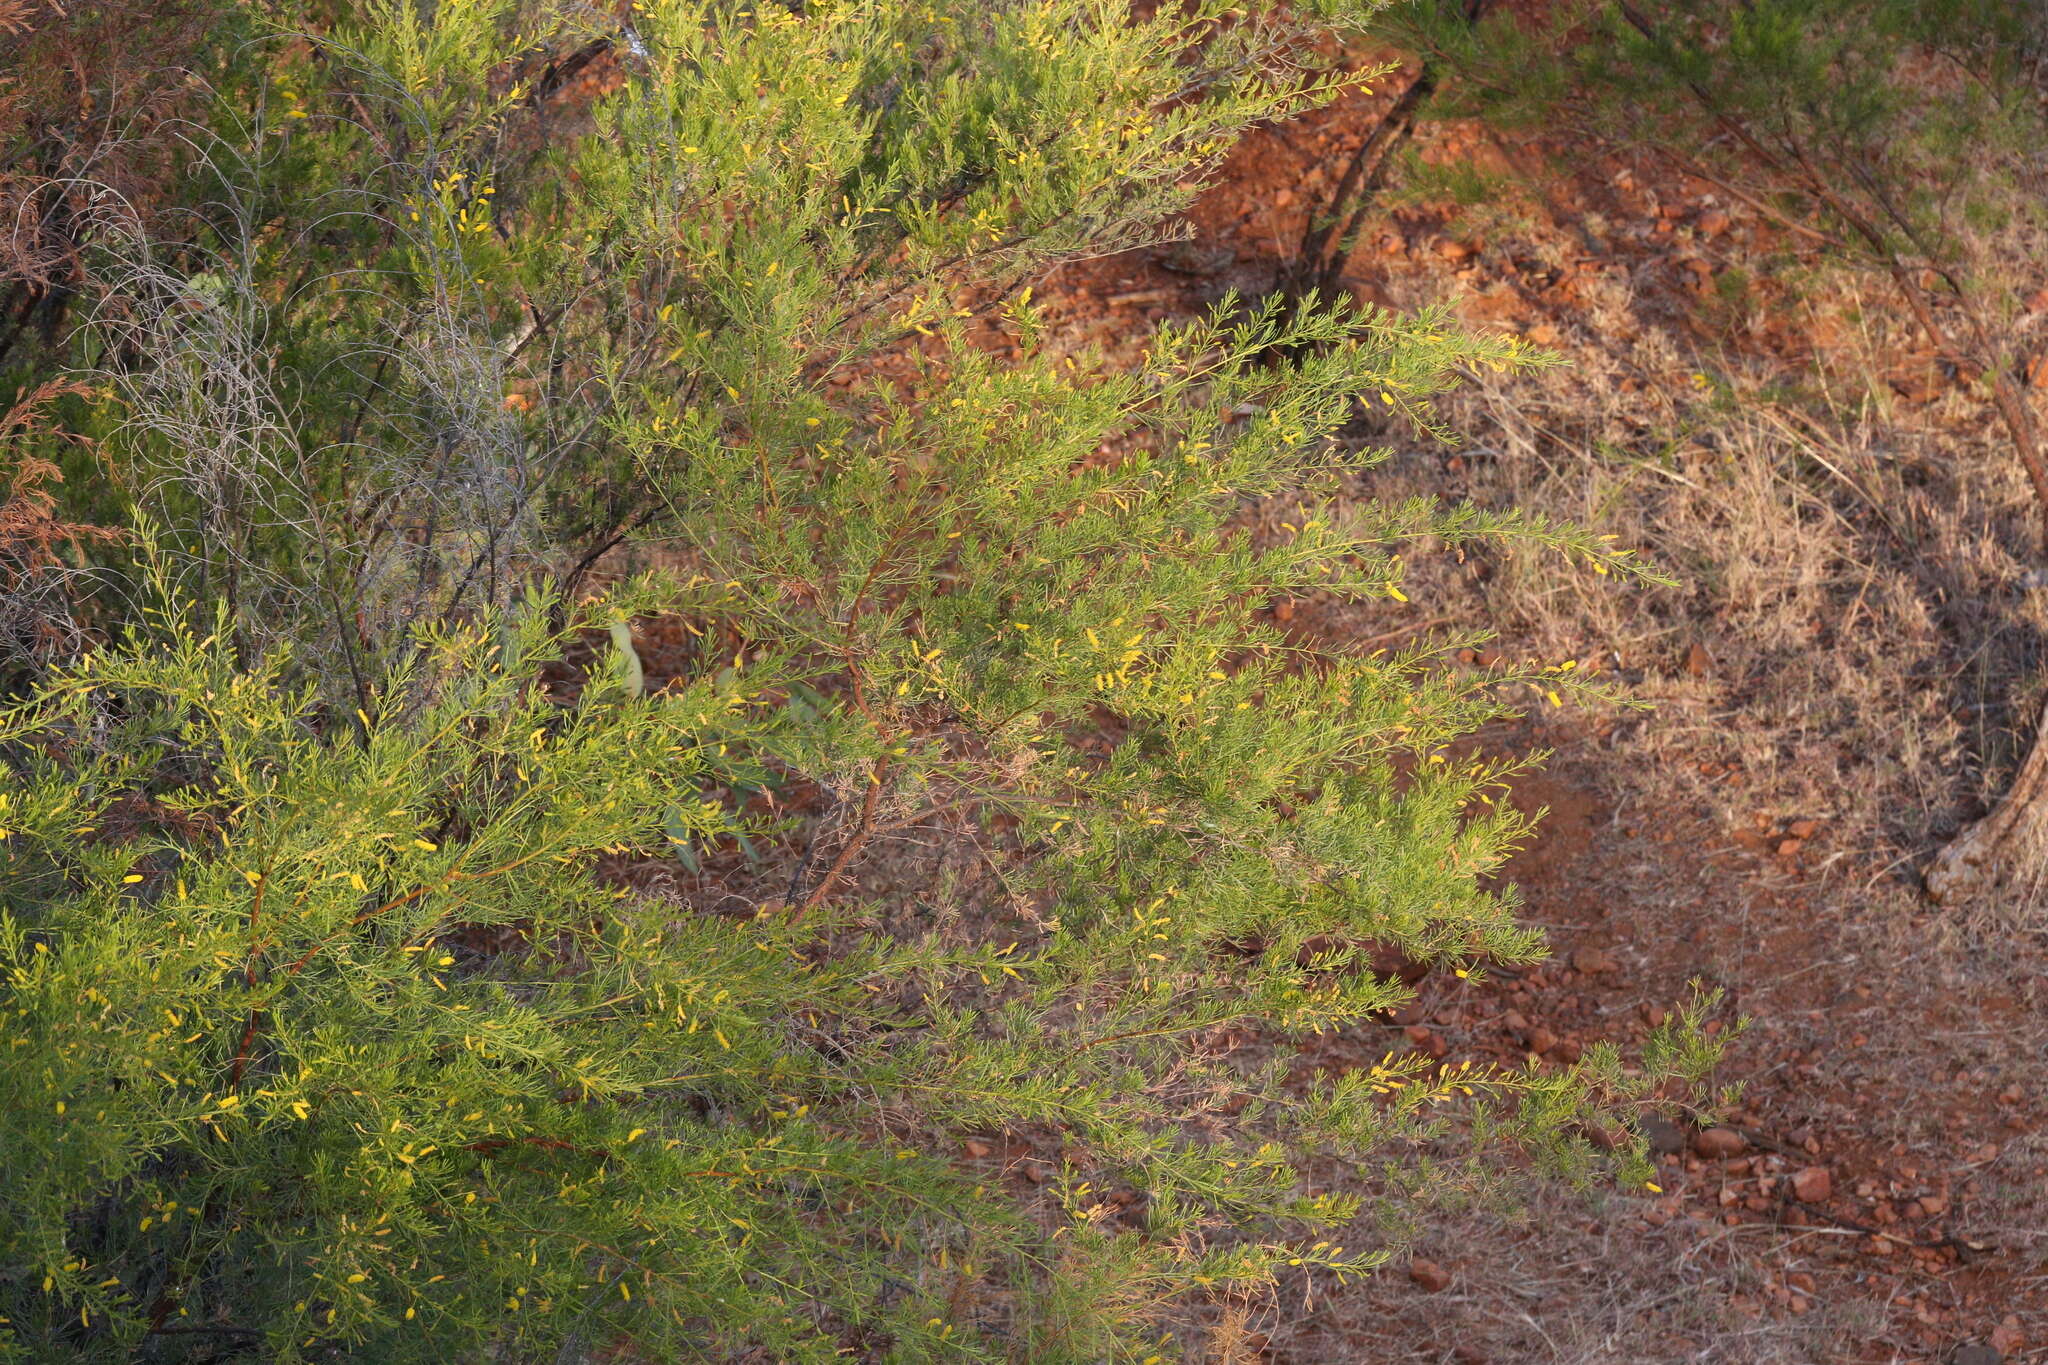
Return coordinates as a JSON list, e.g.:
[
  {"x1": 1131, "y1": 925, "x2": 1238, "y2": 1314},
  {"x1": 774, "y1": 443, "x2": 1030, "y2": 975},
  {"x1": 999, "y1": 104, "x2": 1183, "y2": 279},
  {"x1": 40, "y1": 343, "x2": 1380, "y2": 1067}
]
[{"x1": 1926, "y1": 700, "x2": 2048, "y2": 904}]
